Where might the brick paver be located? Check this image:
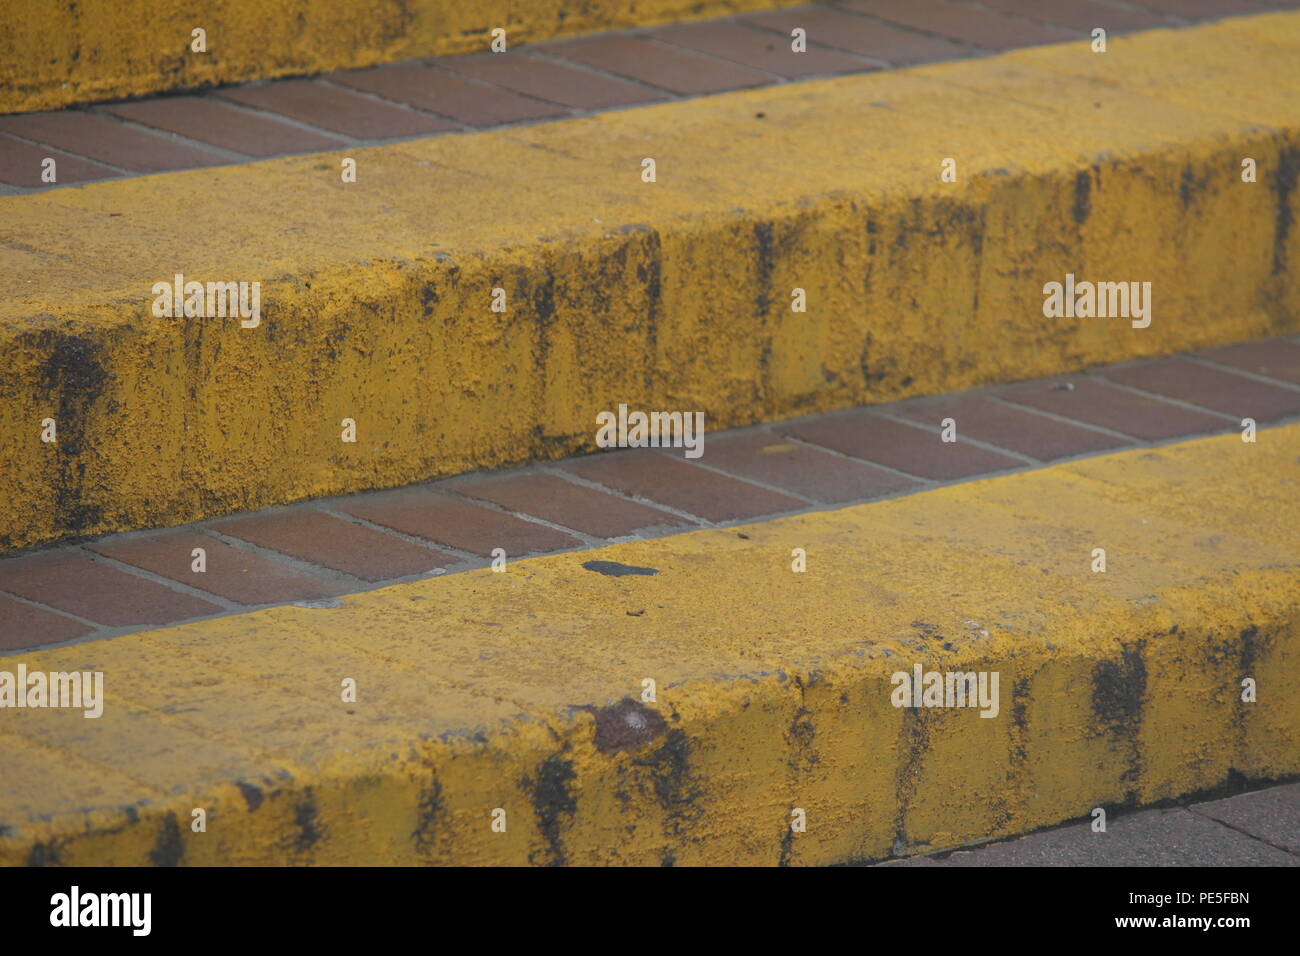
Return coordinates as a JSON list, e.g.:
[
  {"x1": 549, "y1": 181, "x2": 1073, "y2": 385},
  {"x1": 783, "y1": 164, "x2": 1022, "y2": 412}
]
[
  {"x1": 216, "y1": 80, "x2": 458, "y2": 139},
  {"x1": 0, "y1": 135, "x2": 115, "y2": 187},
  {"x1": 652, "y1": 21, "x2": 871, "y2": 78},
  {"x1": 977, "y1": 0, "x2": 1165, "y2": 32},
  {"x1": 87, "y1": 531, "x2": 337, "y2": 606},
  {"x1": 336, "y1": 488, "x2": 582, "y2": 556},
  {"x1": 437, "y1": 53, "x2": 665, "y2": 110},
  {"x1": 0, "y1": 111, "x2": 225, "y2": 173},
  {"x1": 329, "y1": 65, "x2": 567, "y2": 126},
  {"x1": 997, "y1": 377, "x2": 1231, "y2": 441},
  {"x1": 216, "y1": 510, "x2": 453, "y2": 581},
  {"x1": 838, "y1": 0, "x2": 1076, "y2": 50},
  {"x1": 451, "y1": 473, "x2": 689, "y2": 538},
  {"x1": 783, "y1": 412, "x2": 1023, "y2": 480},
  {"x1": 103, "y1": 97, "x2": 345, "y2": 157},
  {"x1": 1100, "y1": 357, "x2": 1300, "y2": 422},
  {"x1": 0, "y1": 551, "x2": 221, "y2": 628},
  {"x1": 741, "y1": 6, "x2": 970, "y2": 64},
  {"x1": 561, "y1": 450, "x2": 806, "y2": 521},
  {"x1": 894, "y1": 396, "x2": 1128, "y2": 461},
  {"x1": 0, "y1": 594, "x2": 92, "y2": 650},
  {"x1": 545, "y1": 35, "x2": 774, "y2": 95},
  {"x1": 1198, "y1": 339, "x2": 1300, "y2": 384}
]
